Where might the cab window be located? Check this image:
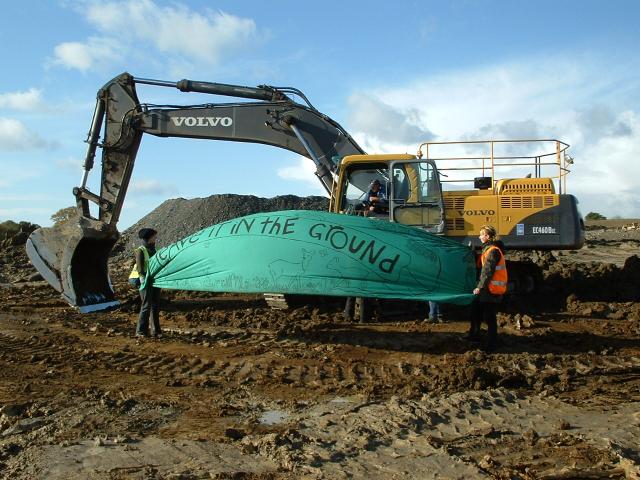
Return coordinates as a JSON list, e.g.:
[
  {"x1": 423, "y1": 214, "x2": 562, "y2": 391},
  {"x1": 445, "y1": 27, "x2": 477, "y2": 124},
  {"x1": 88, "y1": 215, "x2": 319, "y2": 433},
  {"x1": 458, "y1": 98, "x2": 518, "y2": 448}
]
[
  {"x1": 391, "y1": 161, "x2": 443, "y2": 231},
  {"x1": 392, "y1": 162, "x2": 440, "y2": 203},
  {"x1": 340, "y1": 165, "x2": 389, "y2": 214}
]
